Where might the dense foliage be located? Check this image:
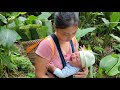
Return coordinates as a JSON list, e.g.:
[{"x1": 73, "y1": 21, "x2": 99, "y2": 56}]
[{"x1": 0, "y1": 12, "x2": 120, "y2": 78}]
